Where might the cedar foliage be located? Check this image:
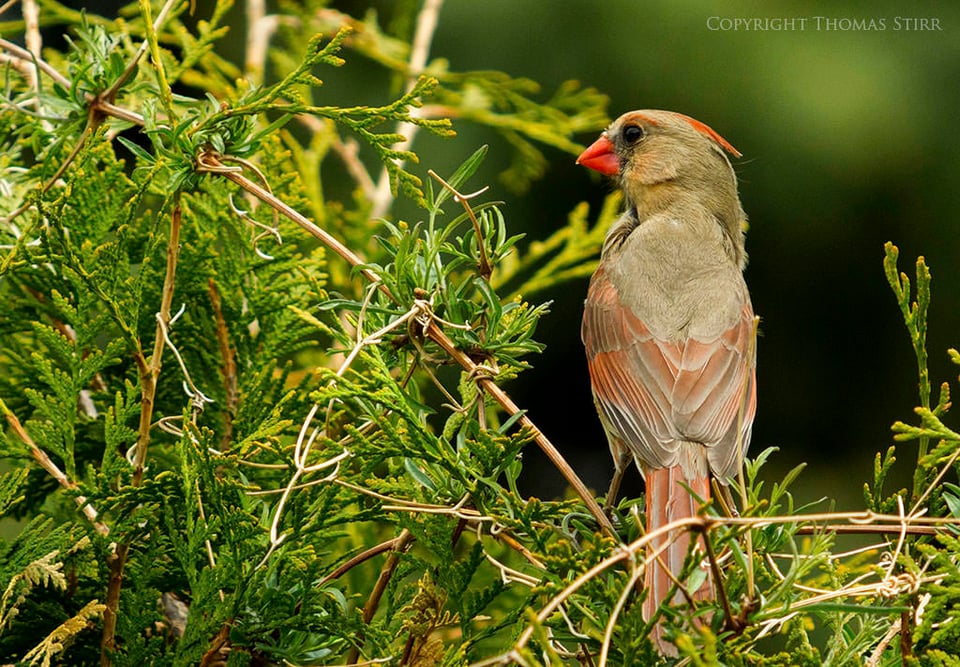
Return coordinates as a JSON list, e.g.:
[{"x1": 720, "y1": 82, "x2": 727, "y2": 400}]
[{"x1": 1, "y1": 2, "x2": 959, "y2": 665}]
